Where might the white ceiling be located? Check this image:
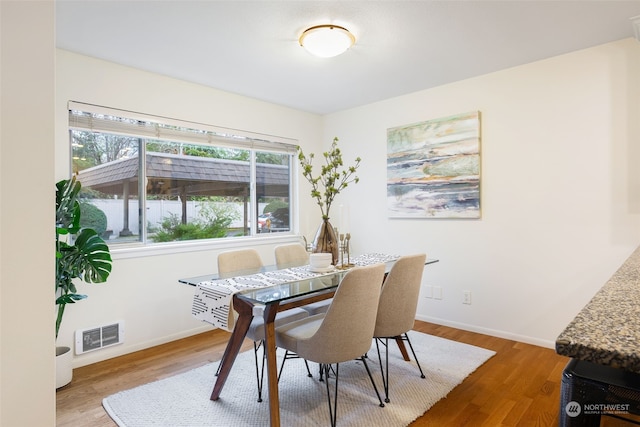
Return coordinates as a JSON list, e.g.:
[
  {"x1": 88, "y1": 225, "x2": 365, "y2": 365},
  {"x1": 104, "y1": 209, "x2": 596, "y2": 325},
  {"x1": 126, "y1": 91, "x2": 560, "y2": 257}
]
[{"x1": 56, "y1": 1, "x2": 640, "y2": 115}]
